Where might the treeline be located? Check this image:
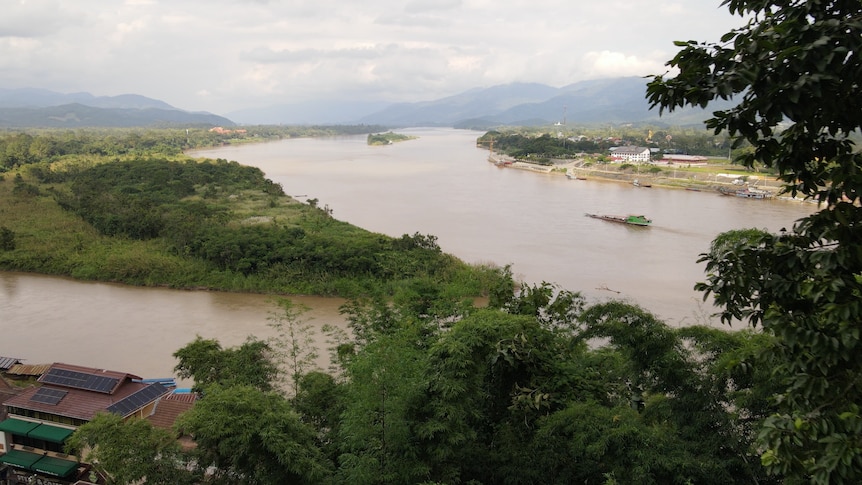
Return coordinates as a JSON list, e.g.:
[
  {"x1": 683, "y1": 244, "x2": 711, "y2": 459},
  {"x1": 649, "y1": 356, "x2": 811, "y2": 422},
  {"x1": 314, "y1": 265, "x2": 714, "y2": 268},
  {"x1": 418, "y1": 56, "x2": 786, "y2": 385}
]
[
  {"x1": 480, "y1": 131, "x2": 616, "y2": 159},
  {"x1": 479, "y1": 127, "x2": 739, "y2": 160},
  {"x1": 69, "y1": 279, "x2": 783, "y2": 484},
  {"x1": 0, "y1": 125, "x2": 388, "y2": 170}
]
